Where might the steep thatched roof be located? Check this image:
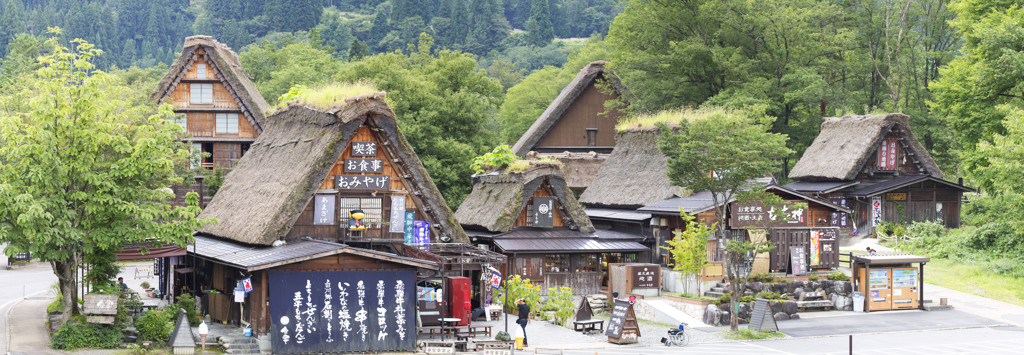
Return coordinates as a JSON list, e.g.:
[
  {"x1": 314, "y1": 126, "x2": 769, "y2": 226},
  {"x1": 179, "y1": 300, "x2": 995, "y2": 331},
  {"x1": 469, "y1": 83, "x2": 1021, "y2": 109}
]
[
  {"x1": 789, "y1": 113, "x2": 943, "y2": 181},
  {"x1": 527, "y1": 152, "x2": 606, "y2": 190},
  {"x1": 455, "y1": 162, "x2": 594, "y2": 233},
  {"x1": 578, "y1": 127, "x2": 684, "y2": 209},
  {"x1": 511, "y1": 61, "x2": 632, "y2": 156},
  {"x1": 151, "y1": 36, "x2": 270, "y2": 132},
  {"x1": 198, "y1": 93, "x2": 466, "y2": 246}
]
